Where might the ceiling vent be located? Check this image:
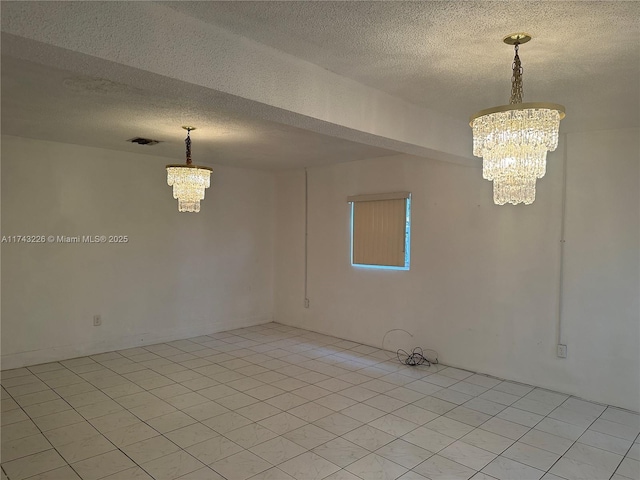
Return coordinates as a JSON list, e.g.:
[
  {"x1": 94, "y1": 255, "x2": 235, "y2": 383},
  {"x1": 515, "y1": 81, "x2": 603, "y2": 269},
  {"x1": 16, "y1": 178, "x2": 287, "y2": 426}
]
[{"x1": 128, "y1": 137, "x2": 160, "y2": 146}]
